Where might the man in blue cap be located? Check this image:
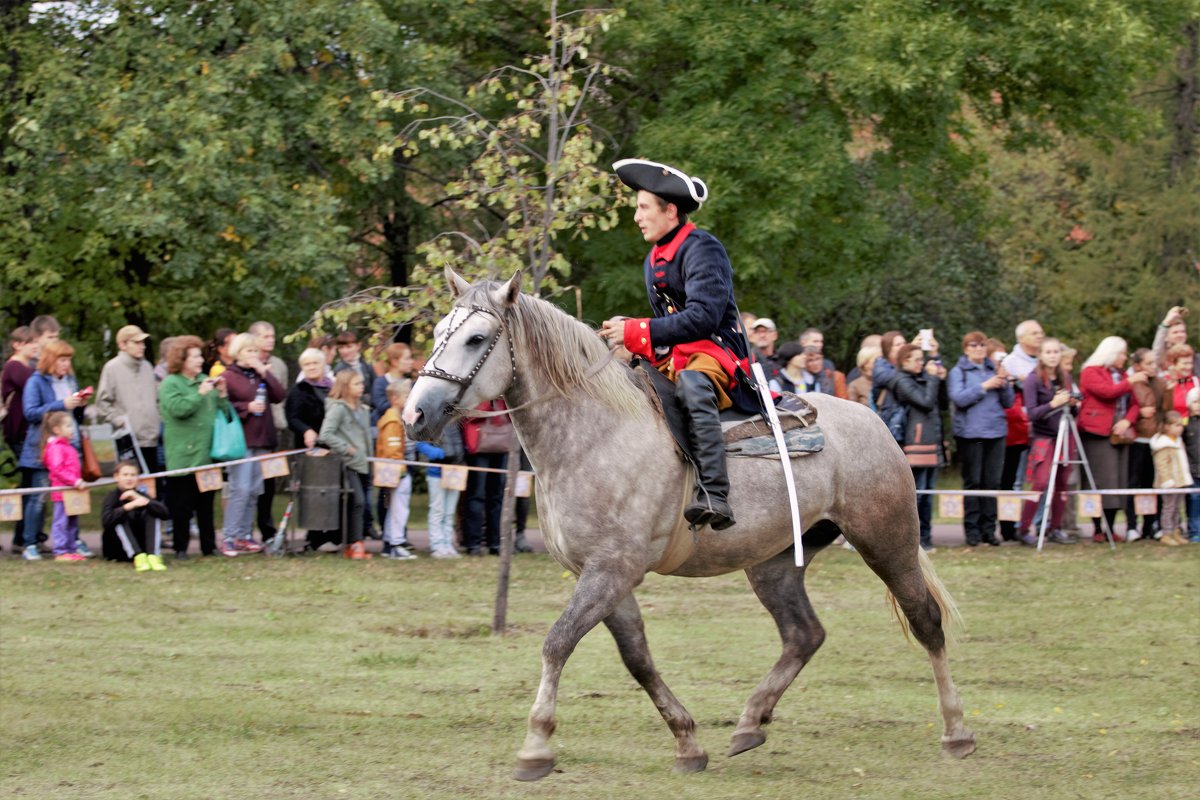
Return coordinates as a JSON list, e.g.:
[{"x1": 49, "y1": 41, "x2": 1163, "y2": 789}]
[{"x1": 600, "y1": 159, "x2": 754, "y2": 530}]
